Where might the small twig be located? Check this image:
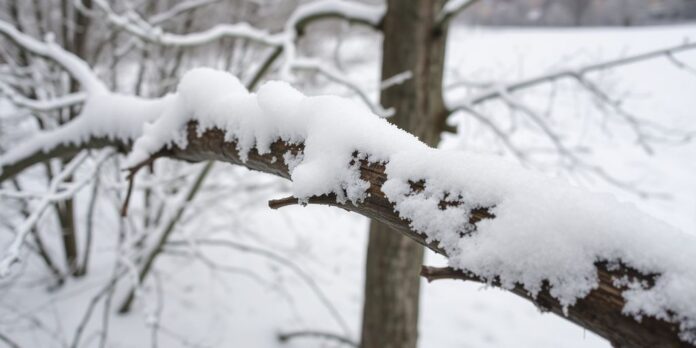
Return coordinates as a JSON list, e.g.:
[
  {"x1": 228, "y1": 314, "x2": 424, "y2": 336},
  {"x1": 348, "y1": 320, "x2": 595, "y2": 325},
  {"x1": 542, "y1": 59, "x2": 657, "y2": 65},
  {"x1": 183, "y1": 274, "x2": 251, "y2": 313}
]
[
  {"x1": 120, "y1": 172, "x2": 136, "y2": 217},
  {"x1": 666, "y1": 52, "x2": 696, "y2": 76},
  {"x1": 420, "y1": 265, "x2": 473, "y2": 283},
  {"x1": 268, "y1": 194, "x2": 352, "y2": 212},
  {"x1": 268, "y1": 196, "x2": 301, "y2": 209},
  {"x1": 70, "y1": 270, "x2": 125, "y2": 348},
  {"x1": 278, "y1": 330, "x2": 358, "y2": 347},
  {"x1": 121, "y1": 155, "x2": 159, "y2": 217},
  {"x1": 437, "y1": 0, "x2": 481, "y2": 32},
  {"x1": 167, "y1": 238, "x2": 352, "y2": 336},
  {"x1": 78, "y1": 173, "x2": 100, "y2": 276},
  {"x1": 0, "y1": 332, "x2": 21, "y2": 348}
]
